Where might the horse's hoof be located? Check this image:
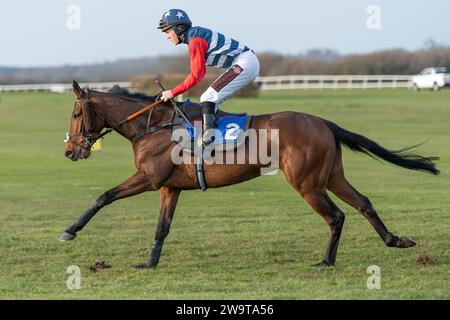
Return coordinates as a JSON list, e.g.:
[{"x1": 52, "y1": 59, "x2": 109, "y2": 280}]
[
  {"x1": 59, "y1": 232, "x2": 76, "y2": 241},
  {"x1": 312, "y1": 260, "x2": 333, "y2": 267},
  {"x1": 399, "y1": 236, "x2": 416, "y2": 248},
  {"x1": 134, "y1": 263, "x2": 156, "y2": 269}
]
